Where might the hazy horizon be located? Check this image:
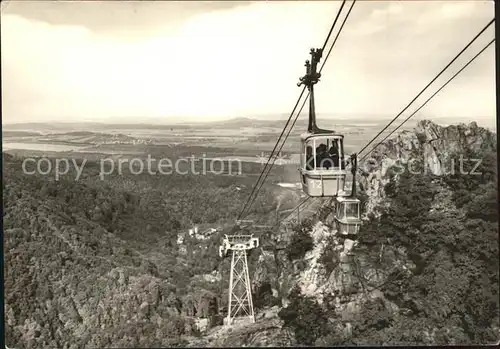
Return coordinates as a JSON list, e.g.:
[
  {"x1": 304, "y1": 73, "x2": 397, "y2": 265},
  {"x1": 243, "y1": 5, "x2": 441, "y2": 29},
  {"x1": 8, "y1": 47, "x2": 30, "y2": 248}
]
[
  {"x1": 1, "y1": 1, "x2": 496, "y2": 126},
  {"x1": 2, "y1": 114, "x2": 496, "y2": 131}
]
